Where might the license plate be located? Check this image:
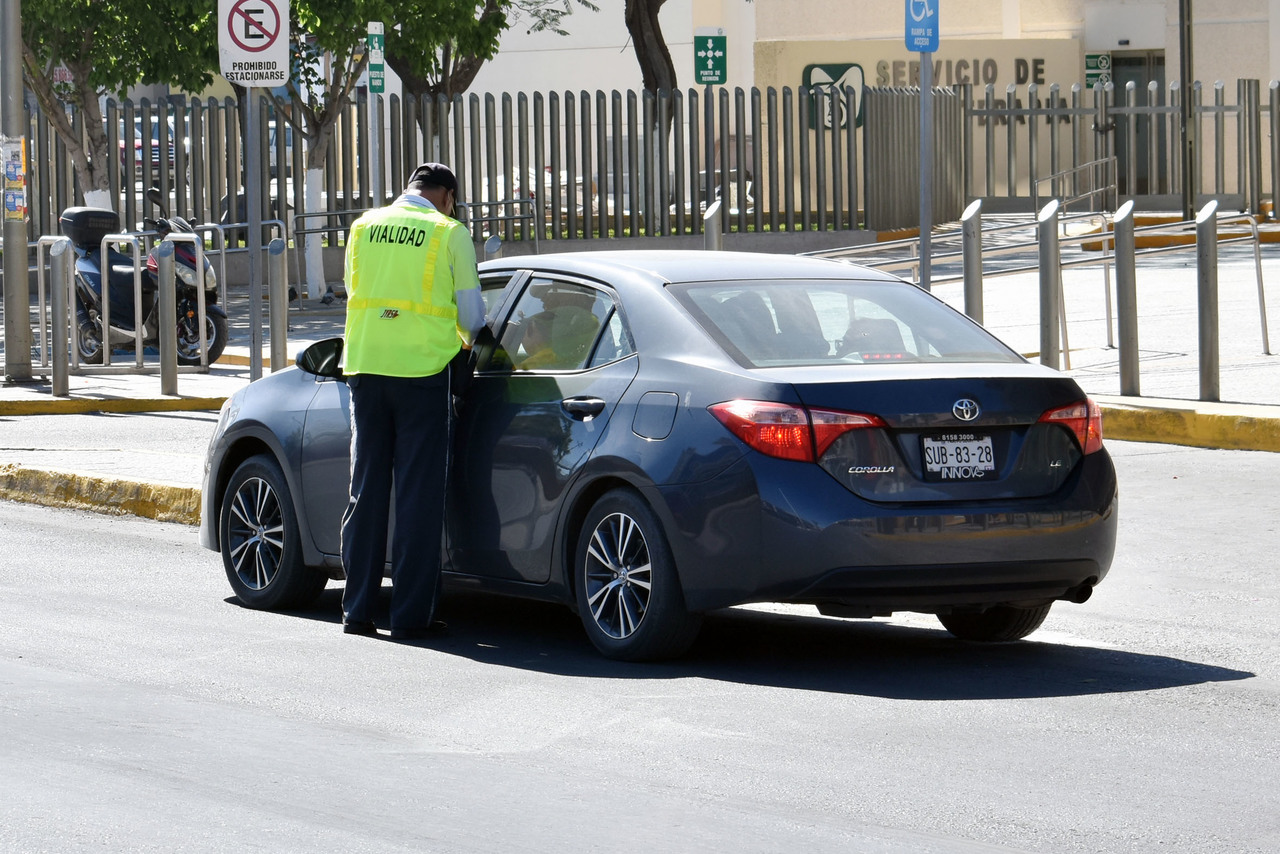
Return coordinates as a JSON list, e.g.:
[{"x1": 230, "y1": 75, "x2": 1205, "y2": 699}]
[{"x1": 922, "y1": 433, "x2": 995, "y2": 481}]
